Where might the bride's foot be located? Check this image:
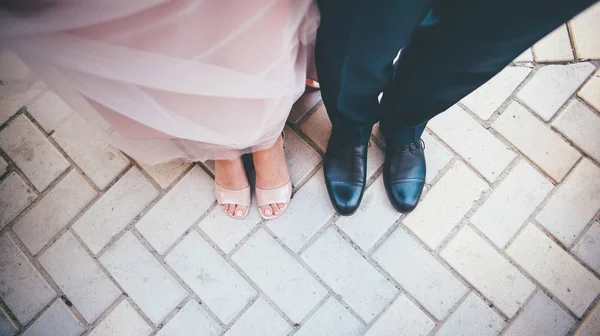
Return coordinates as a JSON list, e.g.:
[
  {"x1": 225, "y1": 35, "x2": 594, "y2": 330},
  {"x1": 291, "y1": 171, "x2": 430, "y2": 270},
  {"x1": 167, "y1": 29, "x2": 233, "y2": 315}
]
[
  {"x1": 253, "y1": 135, "x2": 291, "y2": 218},
  {"x1": 214, "y1": 158, "x2": 250, "y2": 218}
]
